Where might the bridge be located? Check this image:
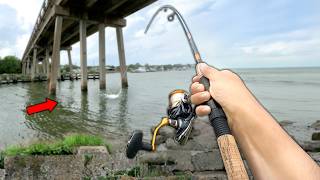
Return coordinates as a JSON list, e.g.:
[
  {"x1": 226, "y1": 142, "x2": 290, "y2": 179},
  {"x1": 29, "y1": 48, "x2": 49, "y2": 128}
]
[{"x1": 21, "y1": 0, "x2": 156, "y2": 94}]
